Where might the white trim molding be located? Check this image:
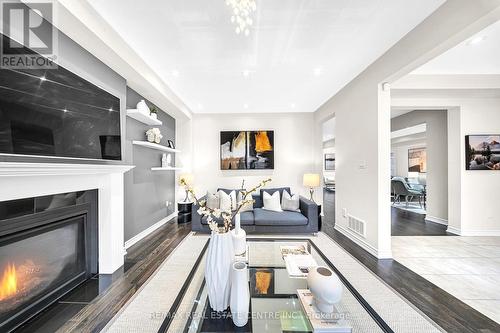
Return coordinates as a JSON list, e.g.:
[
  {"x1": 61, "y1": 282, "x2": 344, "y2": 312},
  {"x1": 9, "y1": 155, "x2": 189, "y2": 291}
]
[
  {"x1": 0, "y1": 162, "x2": 134, "y2": 177},
  {"x1": 334, "y1": 224, "x2": 392, "y2": 259},
  {"x1": 425, "y1": 216, "x2": 448, "y2": 226},
  {"x1": 446, "y1": 226, "x2": 461, "y2": 235},
  {"x1": 124, "y1": 212, "x2": 178, "y2": 250}
]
